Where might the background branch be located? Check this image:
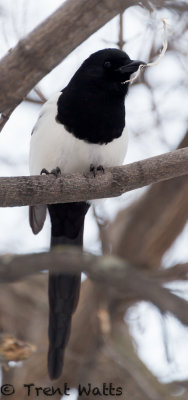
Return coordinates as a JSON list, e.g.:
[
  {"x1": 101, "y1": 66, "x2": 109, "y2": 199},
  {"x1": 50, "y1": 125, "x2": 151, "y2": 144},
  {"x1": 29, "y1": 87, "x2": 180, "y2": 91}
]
[
  {"x1": 0, "y1": 248, "x2": 188, "y2": 327},
  {"x1": 0, "y1": 0, "x2": 133, "y2": 116},
  {"x1": 0, "y1": 251, "x2": 187, "y2": 399},
  {"x1": 104, "y1": 132, "x2": 188, "y2": 268}
]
